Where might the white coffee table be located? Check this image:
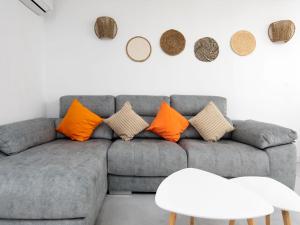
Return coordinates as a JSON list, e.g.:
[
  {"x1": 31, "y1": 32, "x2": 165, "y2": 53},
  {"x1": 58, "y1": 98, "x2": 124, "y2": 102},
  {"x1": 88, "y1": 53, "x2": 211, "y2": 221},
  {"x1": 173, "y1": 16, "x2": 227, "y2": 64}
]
[
  {"x1": 231, "y1": 176, "x2": 300, "y2": 225},
  {"x1": 155, "y1": 168, "x2": 273, "y2": 225}
]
